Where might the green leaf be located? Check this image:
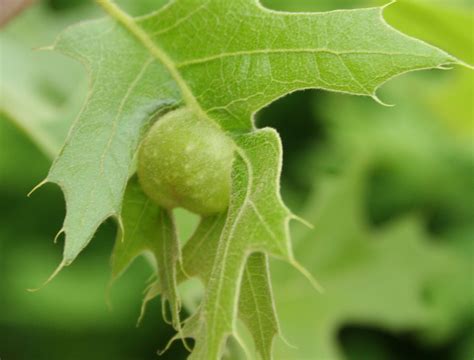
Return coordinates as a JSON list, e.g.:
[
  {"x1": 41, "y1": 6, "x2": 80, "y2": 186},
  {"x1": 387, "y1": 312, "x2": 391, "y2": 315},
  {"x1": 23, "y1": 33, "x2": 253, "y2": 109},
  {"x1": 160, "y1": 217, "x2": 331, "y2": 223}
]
[
  {"x1": 44, "y1": 17, "x2": 180, "y2": 265},
  {"x1": 133, "y1": 0, "x2": 457, "y2": 127},
  {"x1": 180, "y1": 130, "x2": 295, "y2": 359},
  {"x1": 45, "y1": 0, "x2": 456, "y2": 275},
  {"x1": 238, "y1": 253, "x2": 279, "y2": 360},
  {"x1": 32, "y1": 0, "x2": 462, "y2": 358},
  {"x1": 111, "y1": 176, "x2": 182, "y2": 329},
  {"x1": 142, "y1": 202, "x2": 280, "y2": 359},
  {"x1": 130, "y1": 212, "x2": 226, "y2": 335}
]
